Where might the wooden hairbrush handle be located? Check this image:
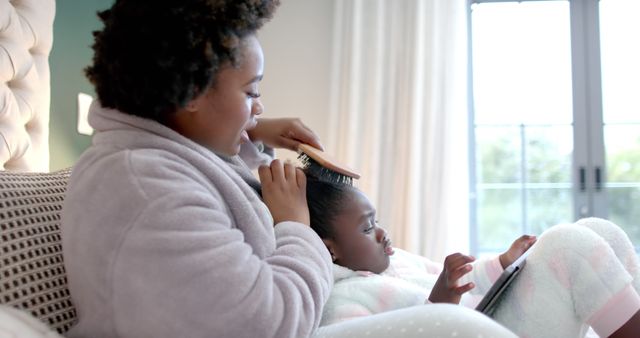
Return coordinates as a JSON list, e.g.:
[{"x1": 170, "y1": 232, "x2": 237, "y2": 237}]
[{"x1": 298, "y1": 143, "x2": 361, "y2": 179}]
